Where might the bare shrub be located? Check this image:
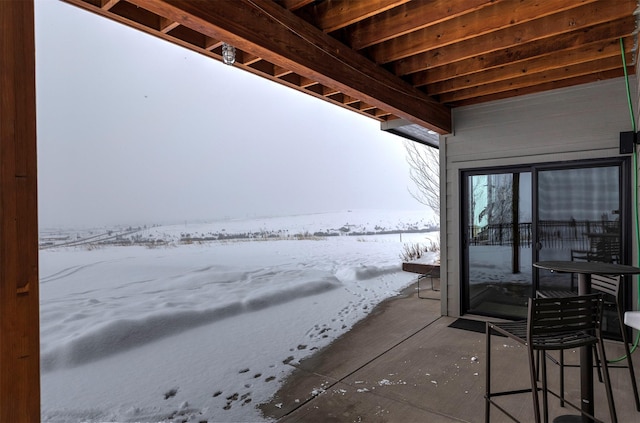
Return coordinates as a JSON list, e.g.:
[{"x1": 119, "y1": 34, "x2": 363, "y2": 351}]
[
  {"x1": 405, "y1": 141, "x2": 439, "y2": 215},
  {"x1": 400, "y1": 239, "x2": 440, "y2": 261}
]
